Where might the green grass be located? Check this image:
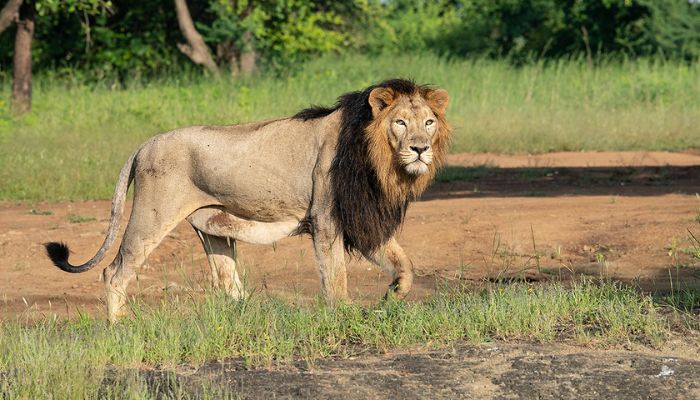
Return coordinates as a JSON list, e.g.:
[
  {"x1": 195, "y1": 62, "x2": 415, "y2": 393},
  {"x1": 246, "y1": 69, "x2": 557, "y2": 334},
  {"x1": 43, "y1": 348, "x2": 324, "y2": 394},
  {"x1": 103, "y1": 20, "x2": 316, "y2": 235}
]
[
  {"x1": 67, "y1": 213, "x2": 96, "y2": 223},
  {"x1": 28, "y1": 209, "x2": 53, "y2": 215},
  {"x1": 0, "y1": 55, "x2": 698, "y2": 201},
  {"x1": 1, "y1": 279, "x2": 697, "y2": 399}
]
